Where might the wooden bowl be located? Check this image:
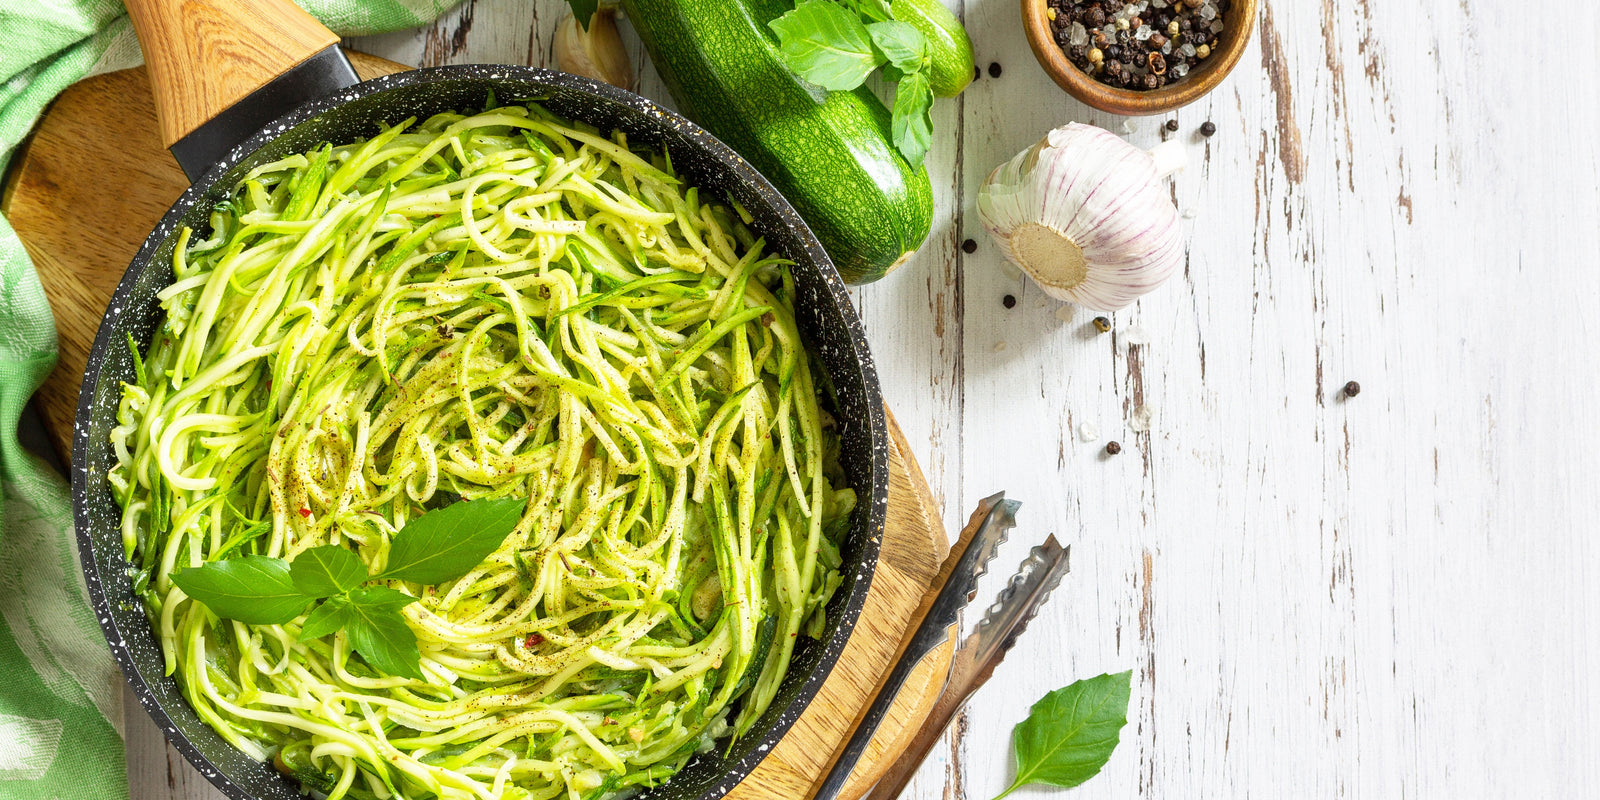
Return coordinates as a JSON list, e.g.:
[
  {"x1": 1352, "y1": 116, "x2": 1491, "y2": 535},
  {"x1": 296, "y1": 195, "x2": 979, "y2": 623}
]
[{"x1": 1022, "y1": 0, "x2": 1258, "y2": 116}]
